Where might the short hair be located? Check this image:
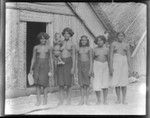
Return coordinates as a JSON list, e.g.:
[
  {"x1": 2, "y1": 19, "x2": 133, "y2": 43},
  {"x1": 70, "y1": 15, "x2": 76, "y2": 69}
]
[
  {"x1": 62, "y1": 27, "x2": 74, "y2": 37},
  {"x1": 117, "y1": 32, "x2": 125, "y2": 38},
  {"x1": 37, "y1": 32, "x2": 50, "y2": 40},
  {"x1": 94, "y1": 35, "x2": 106, "y2": 45},
  {"x1": 79, "y1": 35, "x2": 90, "y2": 47}
]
